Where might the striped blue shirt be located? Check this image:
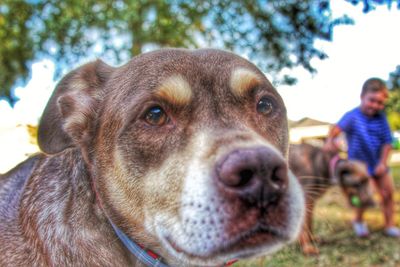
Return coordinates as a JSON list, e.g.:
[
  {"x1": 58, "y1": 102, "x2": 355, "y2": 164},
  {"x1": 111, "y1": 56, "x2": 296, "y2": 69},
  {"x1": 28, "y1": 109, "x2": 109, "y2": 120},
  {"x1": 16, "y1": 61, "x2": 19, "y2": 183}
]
[{"x1": 338, "y1": 107, "x2": 393, "y2": 175}]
